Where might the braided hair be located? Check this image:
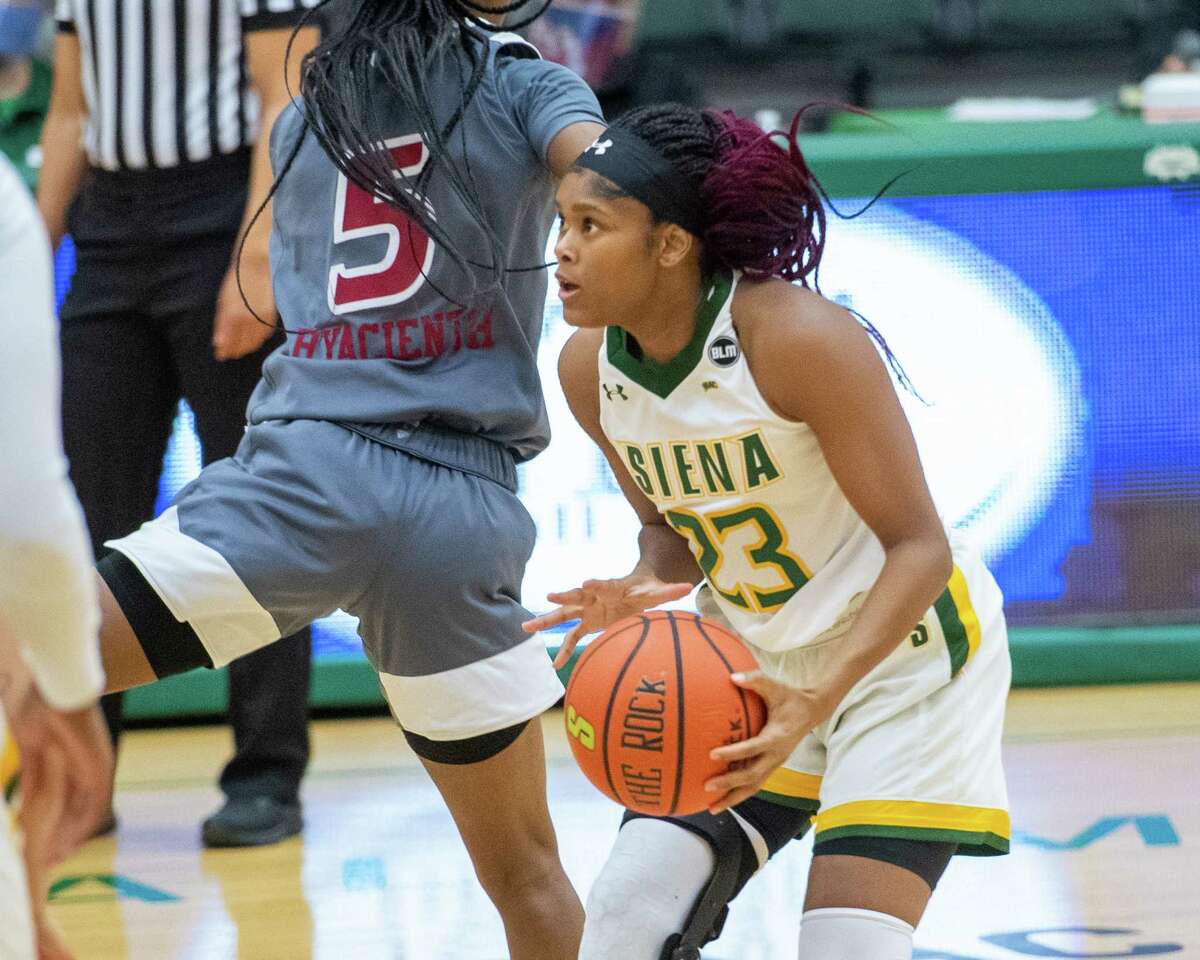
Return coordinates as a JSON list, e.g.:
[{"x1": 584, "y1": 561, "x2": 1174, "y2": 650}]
[
  {"x1": 253, "y1": 0, "x2": 553, "y2": 311},
  {"x1": 604, "y1": 102, "x2": 917, "y2": 393}
]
